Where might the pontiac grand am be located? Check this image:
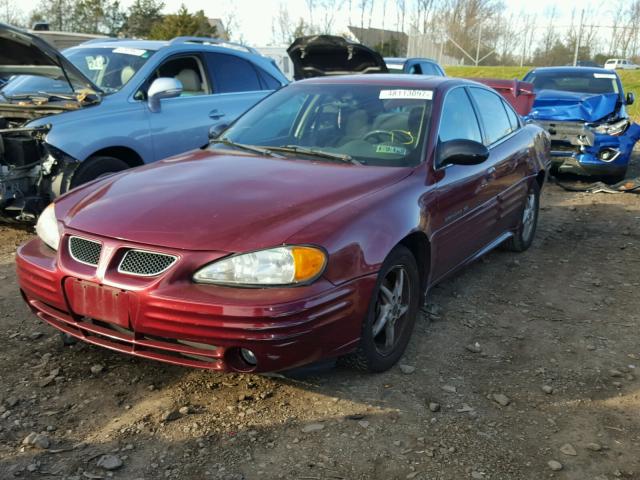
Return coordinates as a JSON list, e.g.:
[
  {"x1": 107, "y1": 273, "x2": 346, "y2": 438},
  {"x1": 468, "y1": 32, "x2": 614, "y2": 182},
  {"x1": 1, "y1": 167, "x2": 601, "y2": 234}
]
[{"x1": 17, "y1": 75, "x2": 550, "y2": 373}]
